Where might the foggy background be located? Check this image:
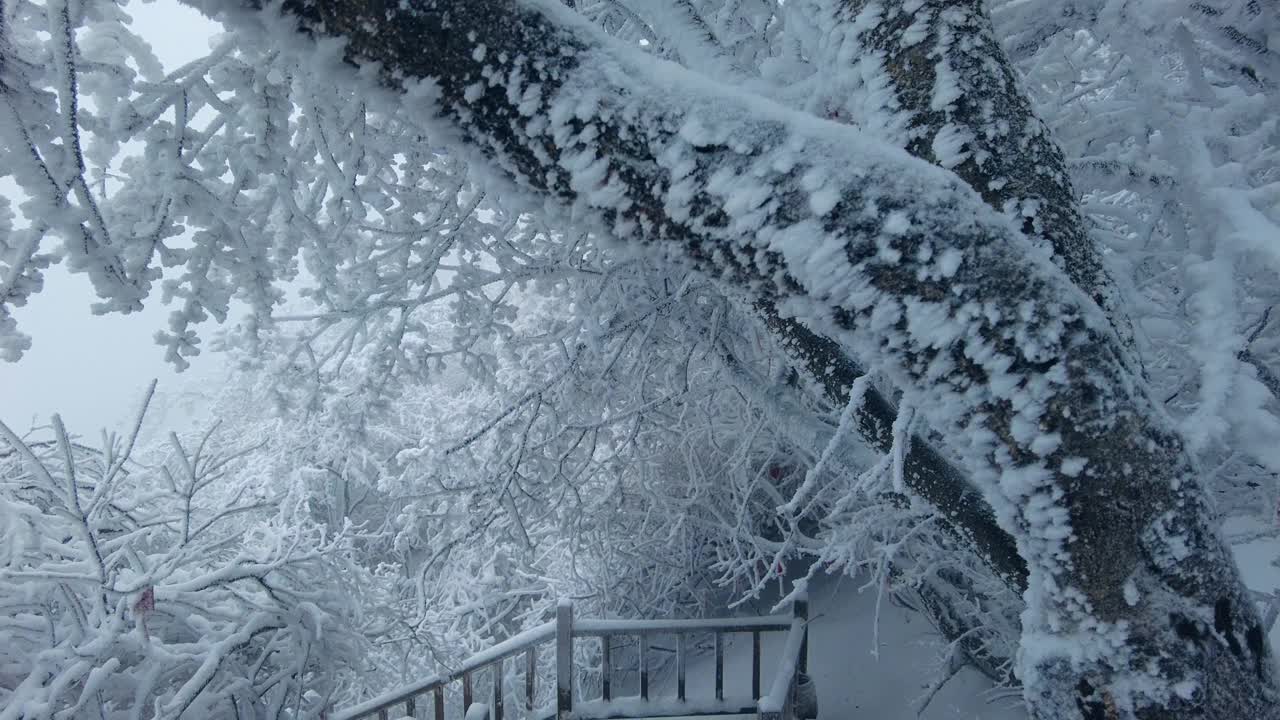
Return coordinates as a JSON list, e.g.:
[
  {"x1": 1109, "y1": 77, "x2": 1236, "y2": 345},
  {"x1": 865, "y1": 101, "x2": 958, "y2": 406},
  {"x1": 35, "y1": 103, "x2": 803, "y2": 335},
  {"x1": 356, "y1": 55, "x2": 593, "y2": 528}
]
[{"x1": 1, "y1": 1, "x2": 227, "y2": 437}]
